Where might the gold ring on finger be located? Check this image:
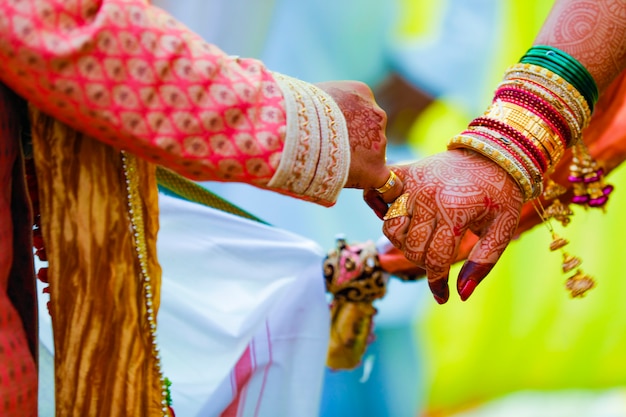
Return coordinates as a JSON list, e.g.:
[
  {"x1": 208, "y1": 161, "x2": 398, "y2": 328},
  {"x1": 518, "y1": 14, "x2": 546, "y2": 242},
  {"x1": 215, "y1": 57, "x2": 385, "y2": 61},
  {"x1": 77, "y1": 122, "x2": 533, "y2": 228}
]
[
  {"x1": 375, "y1": 170, "x2": 398, "y2": 195},
  {"x1": 383, "y1": 192, "x2": 410, "y2": 220}
]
